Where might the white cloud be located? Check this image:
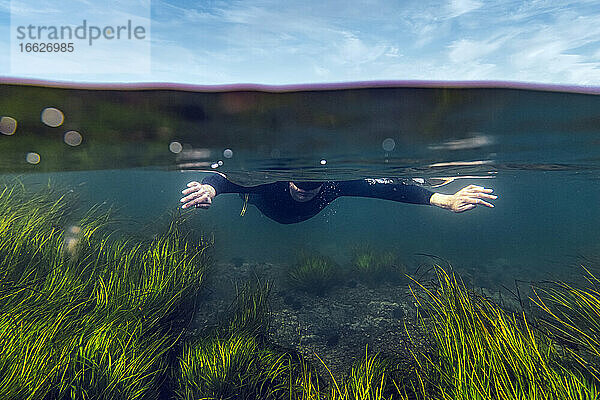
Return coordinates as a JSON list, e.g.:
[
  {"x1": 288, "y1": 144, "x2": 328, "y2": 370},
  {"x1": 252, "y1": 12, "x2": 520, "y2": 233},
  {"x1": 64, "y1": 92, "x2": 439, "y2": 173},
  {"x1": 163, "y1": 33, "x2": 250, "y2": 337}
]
[
  {"x1": 448, "y1": 37, "x2": 506, "y2": 63},
  {"x1": 437, "y1": 5, "x2": 600, "y2": 84},
  {"x1": 448, "y1": 0, "x2": 483, "y2": 18},
  {"x1": 503, "y1": 14, "x2": 600, "y2": 83},
  {"x1": 9, "y1": 3, "x2": 63, "y2": 16},
  {"x1": 385, "y1": 47, "x2": 401, "y2": 58},
  {"x1": 334, "y1": 32, "x2": 387, "y2": 65}
]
